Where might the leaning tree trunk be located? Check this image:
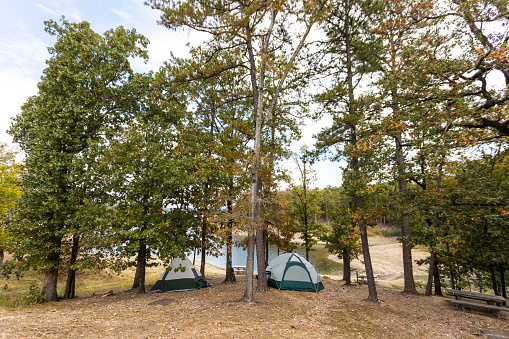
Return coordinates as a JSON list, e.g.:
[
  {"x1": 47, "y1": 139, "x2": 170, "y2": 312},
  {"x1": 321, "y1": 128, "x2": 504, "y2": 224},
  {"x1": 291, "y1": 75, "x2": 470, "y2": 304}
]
[
  {"x1": 64, "y1": 234, "x2": 80, "y2": 299},
  {"x1": 343, "y1": 247, "x2": 351, "y2": 285},
  {"x1": 357, "y1": 196, "x2": 378, "y2": 302}
]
